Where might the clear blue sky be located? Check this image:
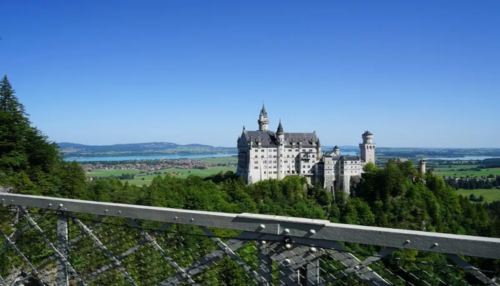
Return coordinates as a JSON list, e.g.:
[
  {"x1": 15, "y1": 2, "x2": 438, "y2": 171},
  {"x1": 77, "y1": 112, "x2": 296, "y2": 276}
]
[{"x1": 1, "y1": 0, "x2": 499, "y2": 148}]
